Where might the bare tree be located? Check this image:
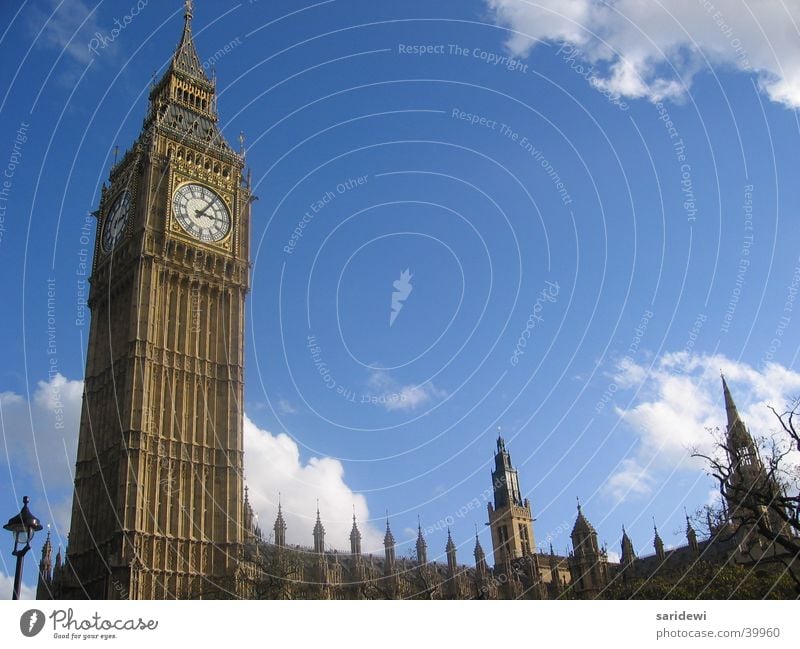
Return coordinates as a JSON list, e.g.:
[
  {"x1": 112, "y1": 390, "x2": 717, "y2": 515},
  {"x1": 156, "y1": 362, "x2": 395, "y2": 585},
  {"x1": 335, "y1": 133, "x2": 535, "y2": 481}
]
[{"x1": 692, "y1": 399, "x2": 800, "y2": 593}]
